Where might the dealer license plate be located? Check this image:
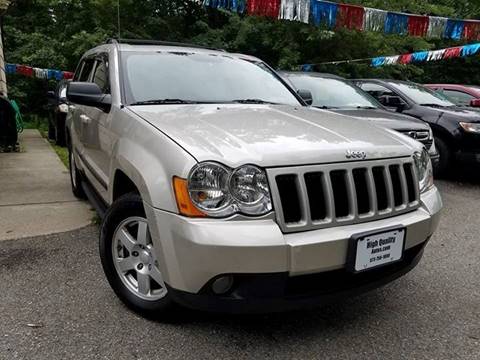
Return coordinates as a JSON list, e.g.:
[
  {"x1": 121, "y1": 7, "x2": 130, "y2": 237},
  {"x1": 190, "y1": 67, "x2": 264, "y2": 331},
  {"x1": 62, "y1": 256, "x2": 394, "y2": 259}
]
[{"x1": 353, "y1": 228, "x2": 405, "y2": 272}]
